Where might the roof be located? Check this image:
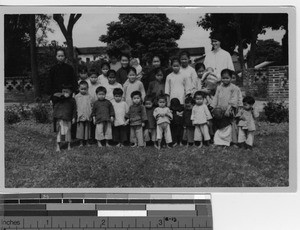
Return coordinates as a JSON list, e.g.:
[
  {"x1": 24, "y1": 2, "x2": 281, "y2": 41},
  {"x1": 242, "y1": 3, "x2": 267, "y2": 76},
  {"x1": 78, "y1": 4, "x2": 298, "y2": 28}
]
[
  {"x1": 75, "y1": 47, "x2": 107, "y2": 55},
  {"x1": 178, "y1": 47, "x2": 205, "y2": 56}
]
